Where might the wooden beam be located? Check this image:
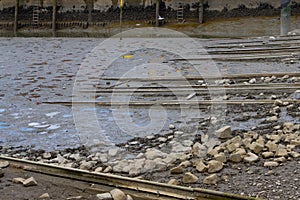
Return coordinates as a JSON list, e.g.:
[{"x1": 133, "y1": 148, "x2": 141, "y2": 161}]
[
  {"x1": 281, "y1": 0, "x2": 291, "y2": 36},
  {"x1": 52, "y1": 0, "x2": 57, "y2": 32},
  {"x1": 14, "y1": 0, "x2": 19, "y2": 33}
]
